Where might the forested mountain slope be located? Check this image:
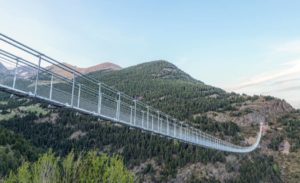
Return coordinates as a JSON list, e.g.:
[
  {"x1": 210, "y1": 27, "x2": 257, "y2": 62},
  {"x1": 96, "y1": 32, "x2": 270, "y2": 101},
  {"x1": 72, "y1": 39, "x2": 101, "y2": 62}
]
[{"x1": 0, "y1": 60, "x2": 299, "y2": 182}]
